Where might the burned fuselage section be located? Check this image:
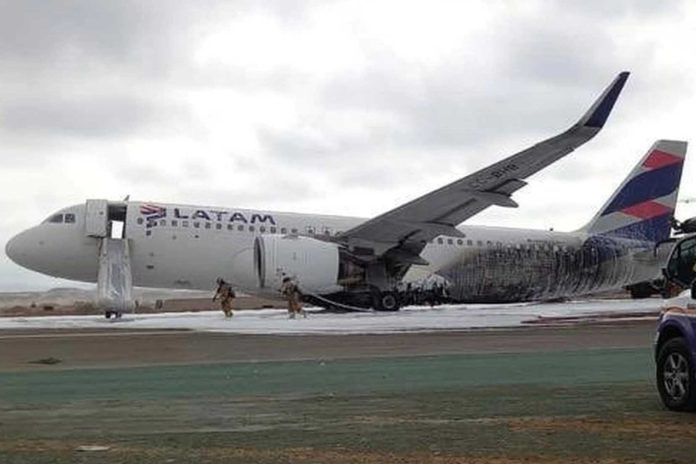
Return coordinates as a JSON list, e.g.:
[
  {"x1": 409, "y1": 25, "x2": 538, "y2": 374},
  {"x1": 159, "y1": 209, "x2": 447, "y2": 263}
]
[{"x1": 431, "y1": 234, "x2": 665, "y2": 303}]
